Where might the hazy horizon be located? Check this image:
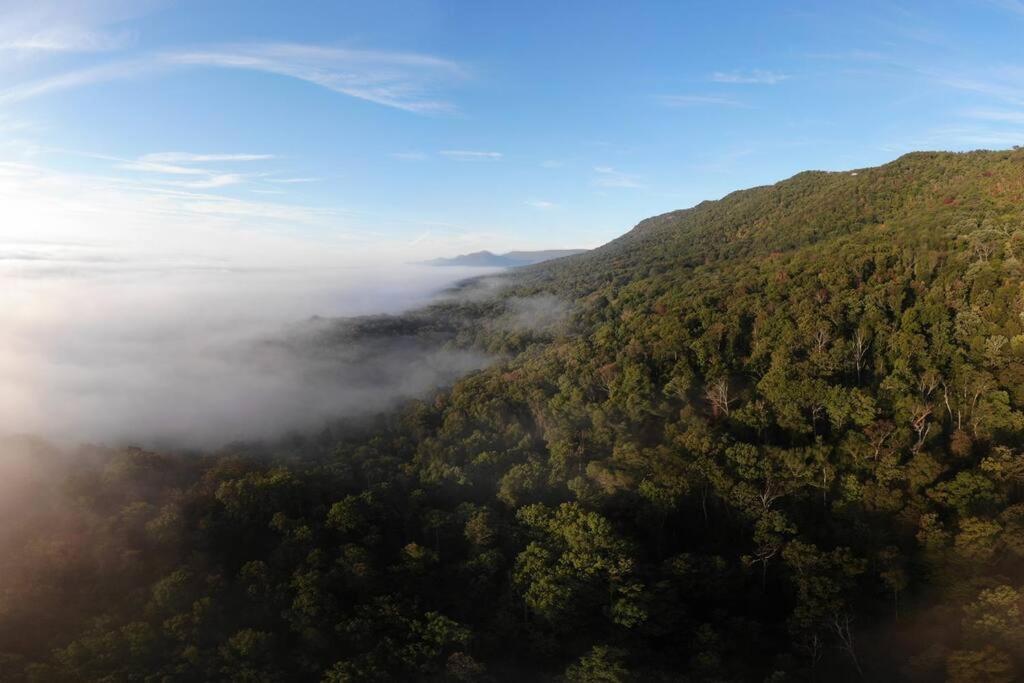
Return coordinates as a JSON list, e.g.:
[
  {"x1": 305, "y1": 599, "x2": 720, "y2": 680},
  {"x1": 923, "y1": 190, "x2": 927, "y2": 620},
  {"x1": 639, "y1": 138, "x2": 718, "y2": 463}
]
[{"x1": 3, "y1": 0, "x2": 1024, "y2": 276}]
